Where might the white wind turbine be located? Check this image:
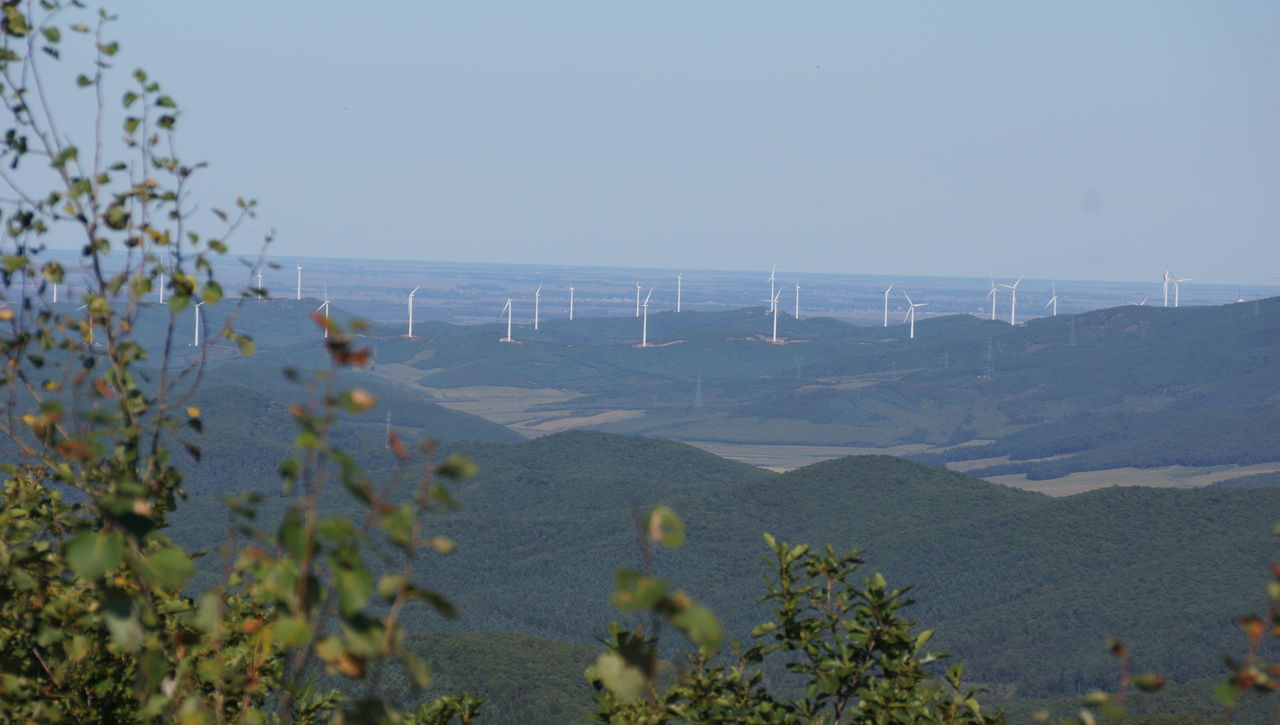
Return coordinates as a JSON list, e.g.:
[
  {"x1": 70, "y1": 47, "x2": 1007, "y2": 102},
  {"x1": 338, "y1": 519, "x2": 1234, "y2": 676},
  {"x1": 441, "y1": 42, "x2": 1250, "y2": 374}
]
[
  {"x1": 1137, "y1": 295, "x2": 1148, "y2": 306},
  {"x1": 406, "y1": 286, "x2": 420, "y2": 337},
  {"x1": 676, "y1": 273, "x2": 683, "y2": 313},
  {"x1": 295, "y1": 262, "x2": 302, "y2": 301},
  {"x1": 634, "y1": 281, "x2": 641, "y2": 317},
  {"x1": 640, "y1": 288, "x2": 653, "y2": 347},
  {"x1": 316, "y1": 285, "x2": 330, "y2": 339},
  {"x1": 769, "y1": 288, "x2": 782, "y2": 342},
  {"x1": 1000, "y1": 277, "x2": 1023, "y2": 325},
  {"x1": 1162, "y1": 270, "x2": 1171, "y2": 307},
  {"x1": 500, "y1": 299, "x2": 514, "y2": 342},
  {"x1": 768, "y1": 265, "x2": 777, "y2": 315},
  {"x1": 881, "y1": 283, "x2": 894, "y2": 328},
  {"x1": 158, "y1": 253, "x2": 167, "y2": 304},
  {"x1": 51, "y1": 279, "x2": 58, "y2": 303},
  {"x1": 794, "y1": 283, "x2": 800, "y2": 320},
  {"x1": 192, "y1": 301, "x2": 206, "y2": 346},
  {"x1": 1045, "y1": 283, "x2": 1060, "y2": 316},
  {"x1": 534, "y1": 284, "x2": 542, "y2": 331},
  {"x1": 1174, "y1": 276, "x2": 1191, "y2": 307},
  {"x1": 986, "y1": 279, "x2": 997, "y2": 320},
  {"x1": 255, "y1": 268, "x2": 264, "y2": 297},
  {"x1": 568, "y1": 284, "x2": 575, "y2": 321},
  {"x1": 903, "y1": 292, "x2": 927, "y2": 340}
]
